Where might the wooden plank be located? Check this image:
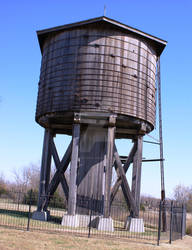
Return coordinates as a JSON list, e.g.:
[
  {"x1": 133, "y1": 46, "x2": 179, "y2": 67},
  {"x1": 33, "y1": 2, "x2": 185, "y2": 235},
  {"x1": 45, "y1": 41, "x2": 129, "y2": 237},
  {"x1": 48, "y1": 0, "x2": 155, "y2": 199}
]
[
  {"x1": 103, "y1": 116, "x2": 116, "y2": 218},
  {"x1": 68, "y1": 123, "x2": 80, "y2": 215},
  {"x1": 38, "y1": 72, "x2": 155, "y2": 92},
  {"x1": 113, "y1": 146, "x2": 137, "y2": 217},
  {"x1": 37, "y1": 129, "x2": 52, "y2": 211},
  {"x1": 76, "y1": 126, "x2": 107, "y2": 215},
  {"x1": 36, "y1": 28, "x2": 157, "y2": 129},
  {"x1": 42, "y1": 140, "x2": 72, "y2": 210},
  {"x1": 110, "y1": 142, "x2": 137, "y2": 204},
  {"x1": 136, "y1": 41, "x2": 141, "y2": 118},
  {"x1": 131, "y1": 136, "x2": 143, "y2": 215},
  {"x1": 47, "y1": 140, "x2": 72, "y2": 195},
  {"x1": 50, "y1": 139, "x2": 69, "y2": 200}
]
